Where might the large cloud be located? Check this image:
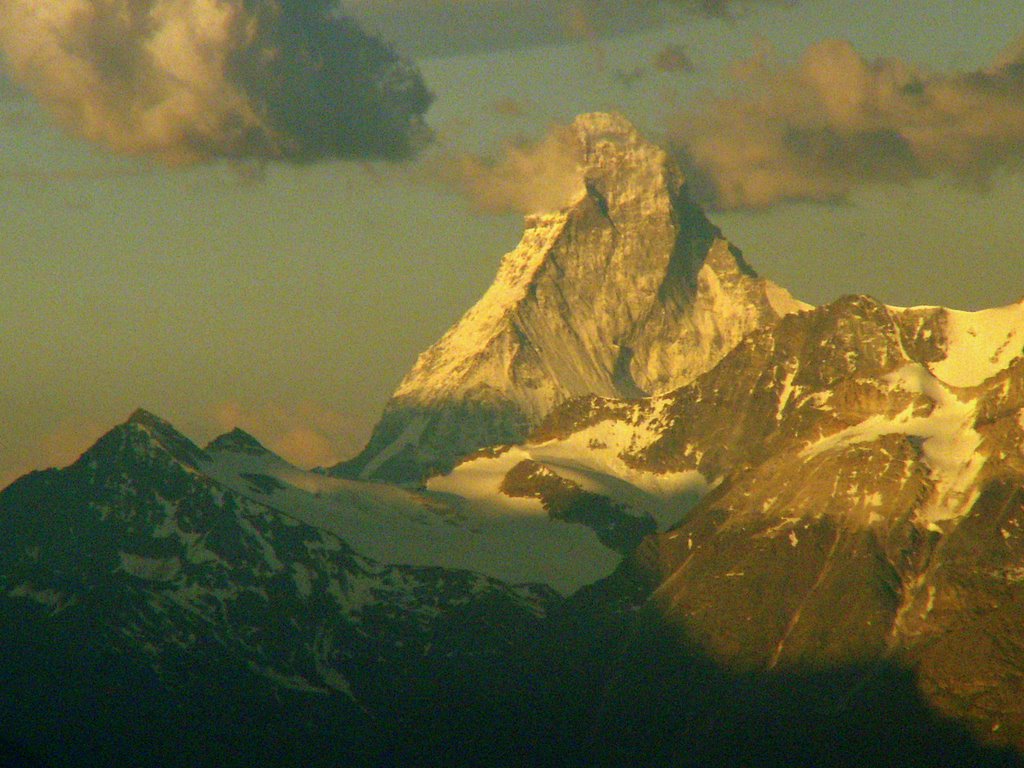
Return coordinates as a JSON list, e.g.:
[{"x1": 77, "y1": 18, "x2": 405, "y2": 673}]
[
  {"x1": 0, "y1": 0, "x2": 432, "y2": 164},
  {"x1": 669, "y1": 36, "x2": 1024, "y2": 209},
  {"x1": 344, "y1": 0, "x2": 796, "y2": 58}
]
